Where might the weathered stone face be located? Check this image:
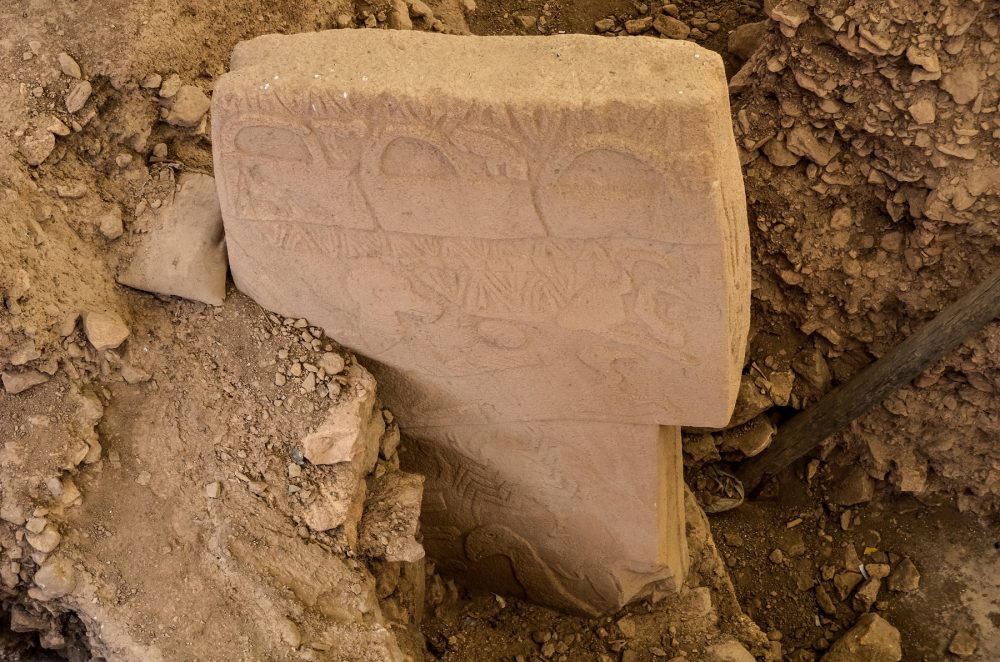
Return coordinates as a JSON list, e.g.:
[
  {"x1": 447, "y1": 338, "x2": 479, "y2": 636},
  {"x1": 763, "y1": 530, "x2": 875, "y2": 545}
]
[{"x1": 213, "y1": 29, "x2": 749, "y2": 614}]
